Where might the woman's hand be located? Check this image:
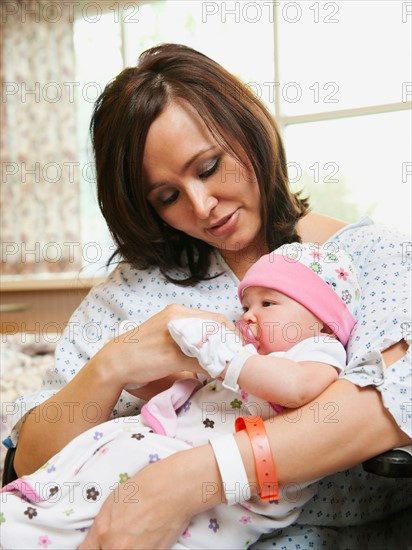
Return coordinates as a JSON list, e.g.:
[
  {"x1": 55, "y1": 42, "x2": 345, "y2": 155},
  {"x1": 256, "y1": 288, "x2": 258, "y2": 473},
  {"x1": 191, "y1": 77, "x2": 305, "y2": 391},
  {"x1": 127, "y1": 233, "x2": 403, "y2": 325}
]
[
  {"x1": 79, "y1": 444, "x2": 224, "y2": 550},
  {"x1": 98, "y1": 304, "x2": 236, "y2": 389},
  {"x1": 79, "y1": 463, "x2": 189, "y2": 550}
]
